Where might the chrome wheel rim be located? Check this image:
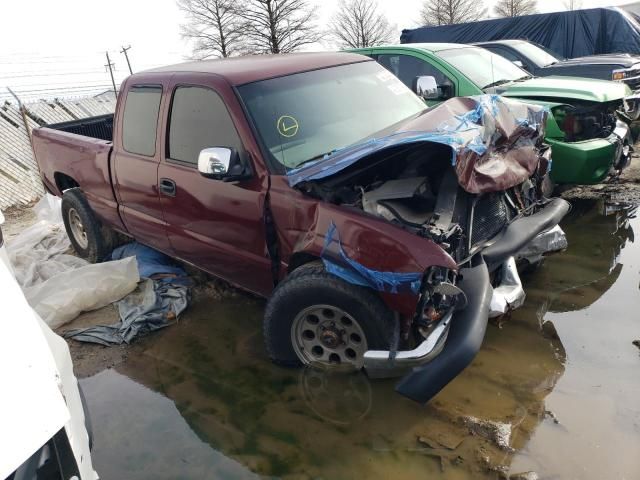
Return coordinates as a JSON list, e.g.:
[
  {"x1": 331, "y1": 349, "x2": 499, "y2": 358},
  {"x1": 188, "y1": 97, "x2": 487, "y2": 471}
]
[
  {"x1": 291, "y1": 304, "x2": 368, "y2": 369},
  {"x1": 68, "y1": 207, "x2": 88, "y2": 249}
]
